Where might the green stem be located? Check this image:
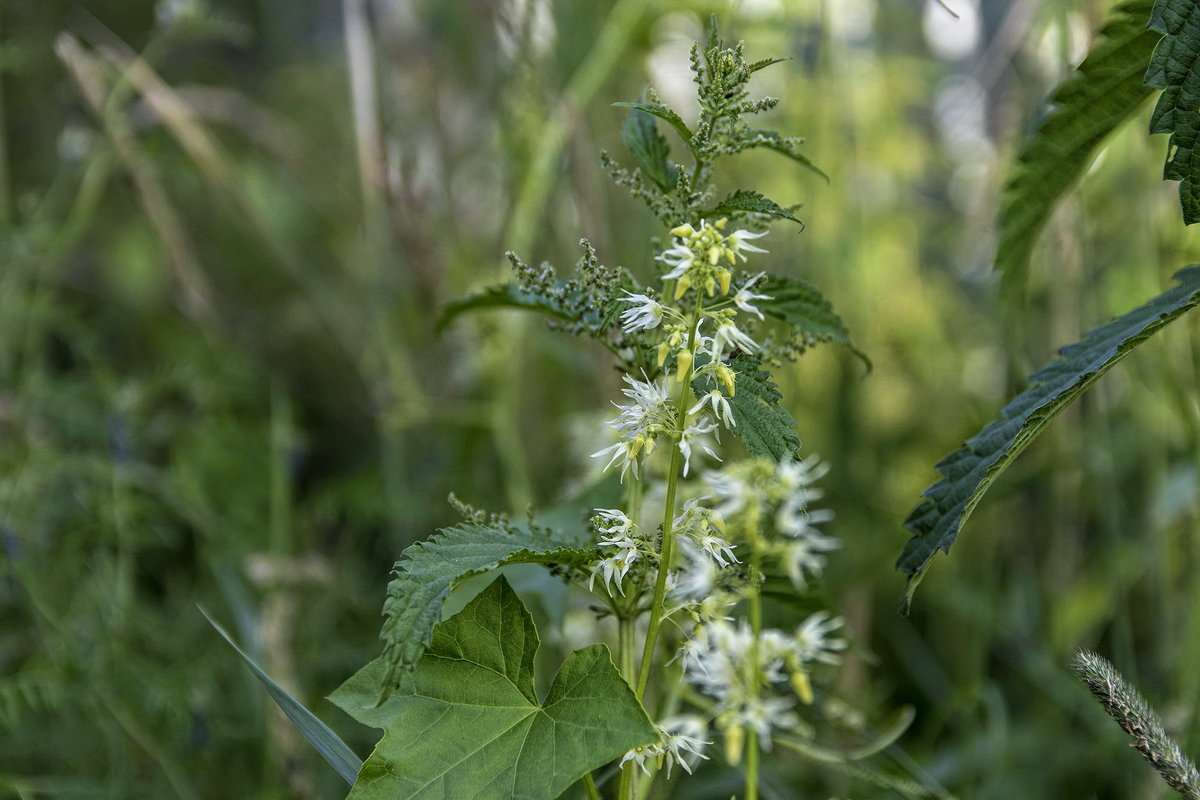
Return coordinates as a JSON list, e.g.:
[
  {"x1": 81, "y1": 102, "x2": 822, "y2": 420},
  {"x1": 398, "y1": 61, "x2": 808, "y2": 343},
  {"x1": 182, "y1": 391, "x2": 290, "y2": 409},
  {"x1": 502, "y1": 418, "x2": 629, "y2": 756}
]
[
  {"x1": 619, "y1": 615, "x2": 636, "y2": 683},
  {"x1": 744, "y1": 509, "x2": 764, "y2": 800},
  {"x1": 582, "y1": 771, "x2": 601, "y2": 800},
  {"x1": 635, "y1": 299, "x2": 704, "y2": 700}
]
